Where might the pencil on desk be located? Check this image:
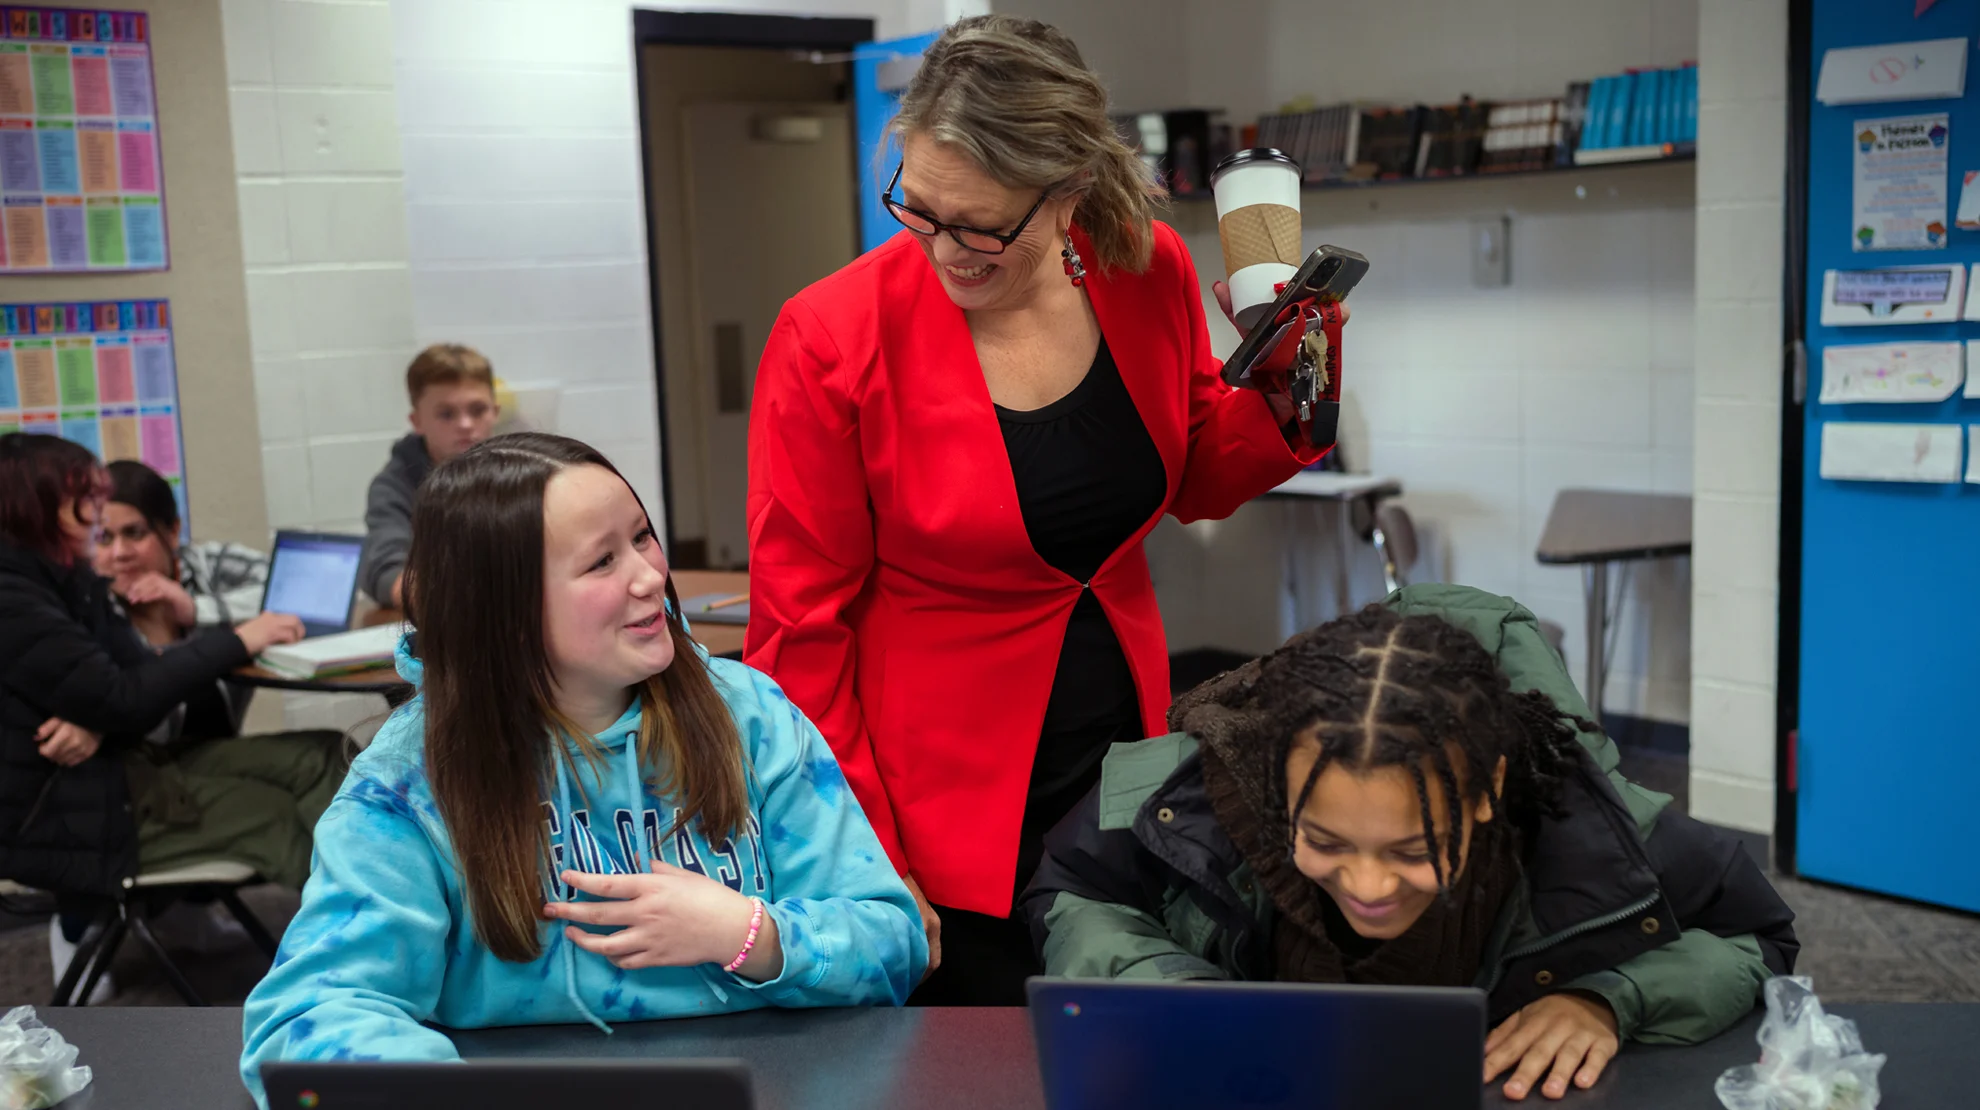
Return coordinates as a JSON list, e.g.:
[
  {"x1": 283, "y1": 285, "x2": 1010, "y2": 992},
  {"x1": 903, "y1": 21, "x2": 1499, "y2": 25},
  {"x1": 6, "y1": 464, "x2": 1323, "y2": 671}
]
[{"x1": 707, "y1": 594, "x2": 749, "y2": 611}]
